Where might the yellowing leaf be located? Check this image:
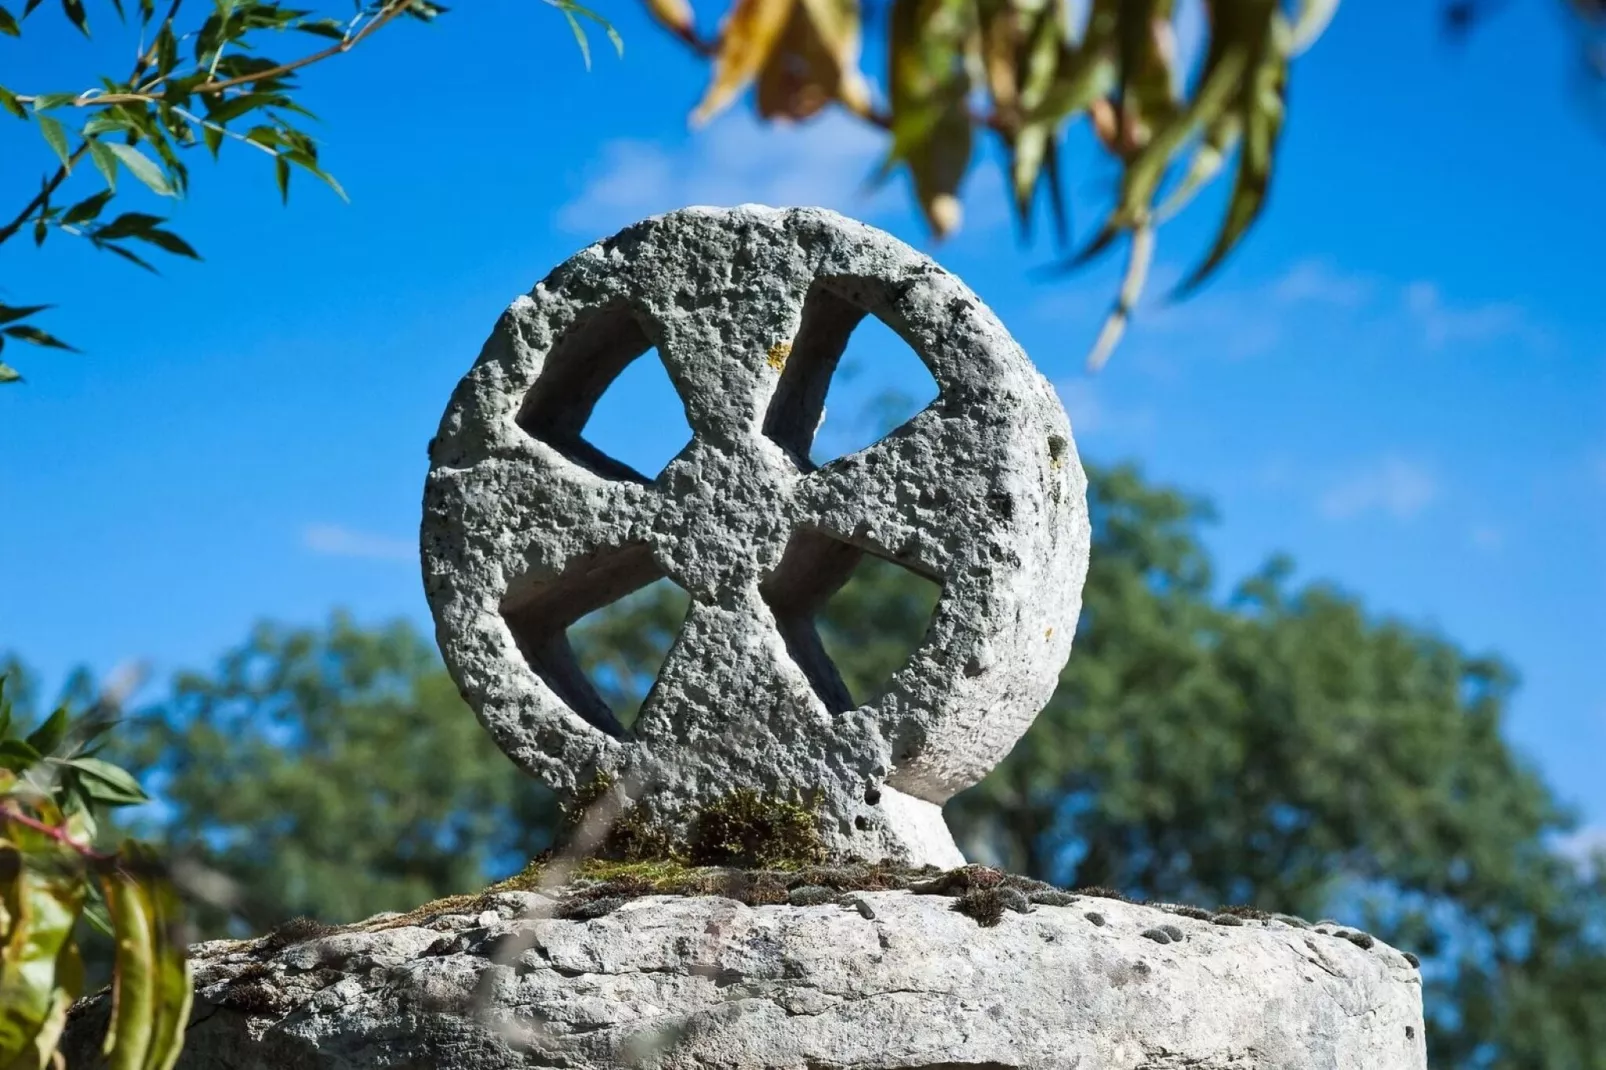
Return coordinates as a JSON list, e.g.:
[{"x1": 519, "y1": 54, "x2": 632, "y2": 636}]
[
  {"x1": 1176, "y1": 8, "x2": 1289, "y2": 293},
  {"x1": 140, "y1": 867, "x2": 192, "y2": 1070},
  {"x1": 757, "y1": 0, "x2": 869, "y2": 120},
  {"x1": 1009, "y1": 0, "x2": 1068, "y2": 223},
  {"x1": 642, "y1": 0, "x2": 693, "y2": 34},
  {"x1": 0, "y1": 842, "x2": 85, "y2": 1070},
  {"x1": 796, "y1": 0, "x2": 870, "y2": 114},
  {"x1": 977, "y1": 0, "x2": 1021, "y2": 115},
  {"x1": 886, "y1": 0, "x2": 975, "y2": 237},
  {"x1": 693, "y1": 0, "x2": 797, "y2": 125},
  {"x1": 644, "y1": 0, "x2": 695, "y2": 35},
  {"x1": 1288, "y1": 0, "x2": 1339, "y2": 54},
  {"x1": 101, "y1": 868, "x2": 155, "y2": 1070}
]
